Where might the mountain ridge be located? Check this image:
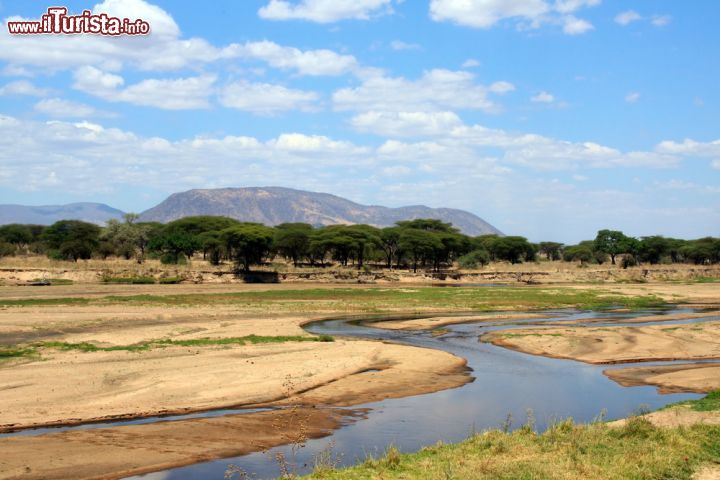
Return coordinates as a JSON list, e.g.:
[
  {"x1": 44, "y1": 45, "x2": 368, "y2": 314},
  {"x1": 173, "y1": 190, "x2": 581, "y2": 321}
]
[
  {"x1": 0, "y1": 188, "x2": 502, "y2": 236},
  {"x1": 139, "y1": 187, "x2": 502, "y2": 236}
]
